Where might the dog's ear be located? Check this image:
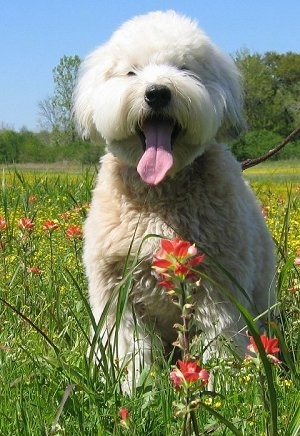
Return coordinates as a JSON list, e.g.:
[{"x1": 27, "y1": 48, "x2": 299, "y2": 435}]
[
  {"x1": 217, "y1": 110, "x2": 247, "y2": 142},
  {"x1": 73, "y1": 45, "x2": 114, "y2": 141},
  {"x1": 217, "y1": 63, "x2": 246, "y2": 141}
]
